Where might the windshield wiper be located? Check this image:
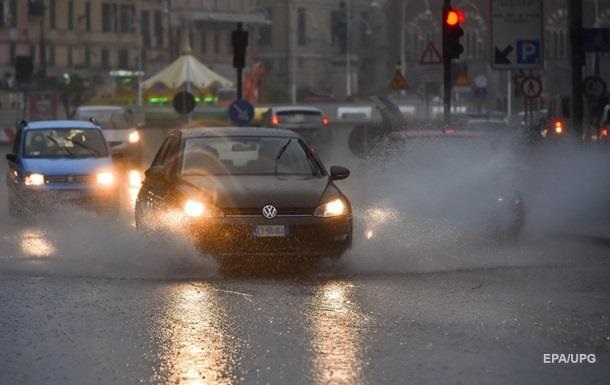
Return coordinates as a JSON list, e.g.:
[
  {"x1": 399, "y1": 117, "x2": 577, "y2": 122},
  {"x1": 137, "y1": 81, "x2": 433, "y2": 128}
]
[
  {"x1": 274, "y1": 139, "x2": 292, "y2": 175},
  {"x1": 46, "y1": 135, "x2": 75, "y2": 157},
  {"x1": 66, "y1": 138, "x2": 101, "y2": 156}
]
